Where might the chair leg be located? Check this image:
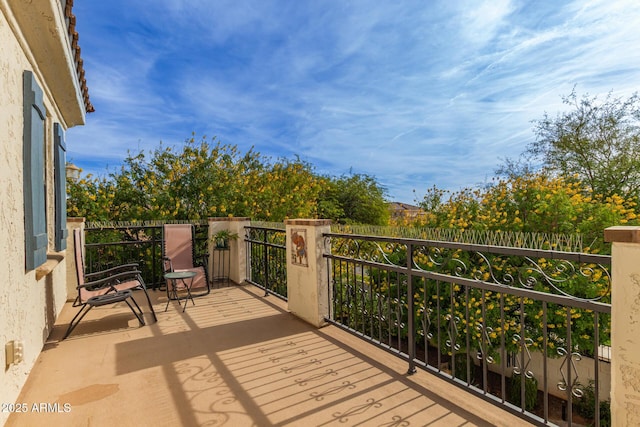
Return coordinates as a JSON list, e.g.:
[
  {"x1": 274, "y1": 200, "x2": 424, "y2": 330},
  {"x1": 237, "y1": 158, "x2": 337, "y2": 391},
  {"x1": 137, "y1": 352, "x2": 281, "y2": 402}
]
[
  {"x1": 63, "y1": 304, "x2": 93, "y2": 340},
  {"x1": 64, "y1": 292, "x2": 149, "y2": 339},
  {"x1": 140, "y1": 287, "x2": 158, "y2": 322},
  {"x1": 124, "y1": 297, "x2": 145, "y2": 326},
  {"x1": 130, "y1": 294, "x2": 146, "y2": 323}
]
